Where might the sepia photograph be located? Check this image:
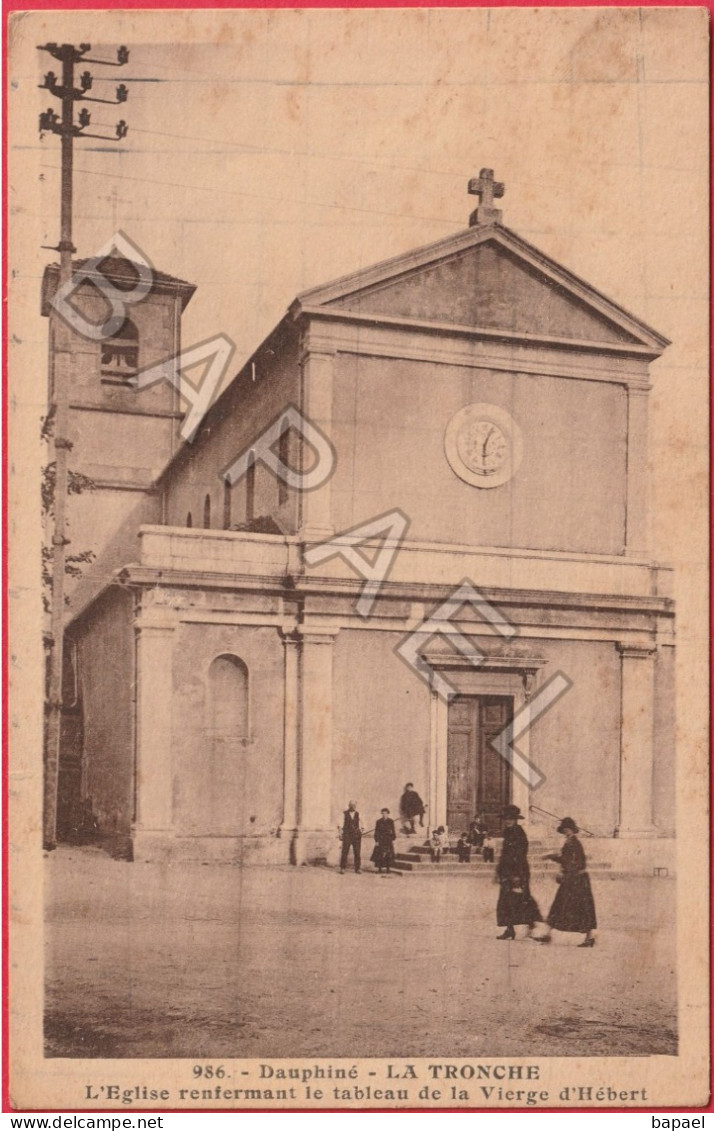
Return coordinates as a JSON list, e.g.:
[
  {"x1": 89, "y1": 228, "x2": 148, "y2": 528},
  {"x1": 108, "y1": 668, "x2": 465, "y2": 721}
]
[{"x1": 6, "y1": 4, "x2": 710, "y2": 1111}]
